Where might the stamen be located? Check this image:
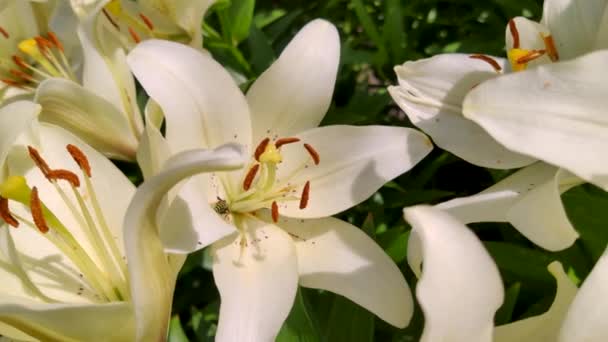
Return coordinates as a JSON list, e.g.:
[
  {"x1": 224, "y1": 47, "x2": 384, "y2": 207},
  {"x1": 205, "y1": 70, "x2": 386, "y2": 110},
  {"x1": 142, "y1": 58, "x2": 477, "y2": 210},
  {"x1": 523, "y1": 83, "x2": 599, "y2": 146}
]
[
  {"x1": 271, "y1": 201, "x2": 279, "y2": 223},
  {"x1": 516, "y1": 49, "x2": 546, "y2": 64},
  {"x1": 275, "y1": 137, "x2": 301, "y2": 148},
  {"x1": 66, "y1": 144, "x2": 92, "y2": 177},
  {"x1": 27, "y1": 146, "x2": 51, "y2": 178},
  {"x1": 299, "y1": 181, "x2": 310, "y2": 209},
  {"x1": 303, "y1": 144, "x2": 320, "y2": 165},
  {"x1": 1, "y1": 79, "x2": 23, "y2": 87},
  {"x1": 139, "y1": 13, "x2": 154, "y2": 31},
  {"x1": 542, "y1": 34, "x2": 559, "y2": 62},
  {"x1": 508, "y1": 19, "x2": 520, "y2": 49},
  {"x1": 12, "y1": 55, "x2": 28, "y2": 69},
  {"x1": 47, "y1": 169, "x2": 80, "y2": 188},
  {"x1": 30, "y1": 187, "x2": 49, "y2": 233},
  {"x1": 469, "y1": 54, "x2": 502, "y2": 72},
  {"x1": 46, "y1": 32, "x2": 64, "y2": 52},
  {"x1": 33, "y1": 36, "x2": 52, "y2": 55},
  {"x1": 243, "y1": 164, "x2": 260, "y2": 191},
  {"x1": 102, "y1": 9, "x2": 120, "y2": 30},
  {"x1": 9, "y1": 69, "x2": 34, "y2": 82},
  {"x1": 0, "y1": 197, "x2": 19, "y2": 227},
  {"x1": 254, "y1": 138, "x2": 270, "y2": 161},
  {"x1": 0, "y1": 26, "x2": 8, "y2": 39},
  {"x1": 128, "y1": 27, "x2": 141, "y2": 43}
]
